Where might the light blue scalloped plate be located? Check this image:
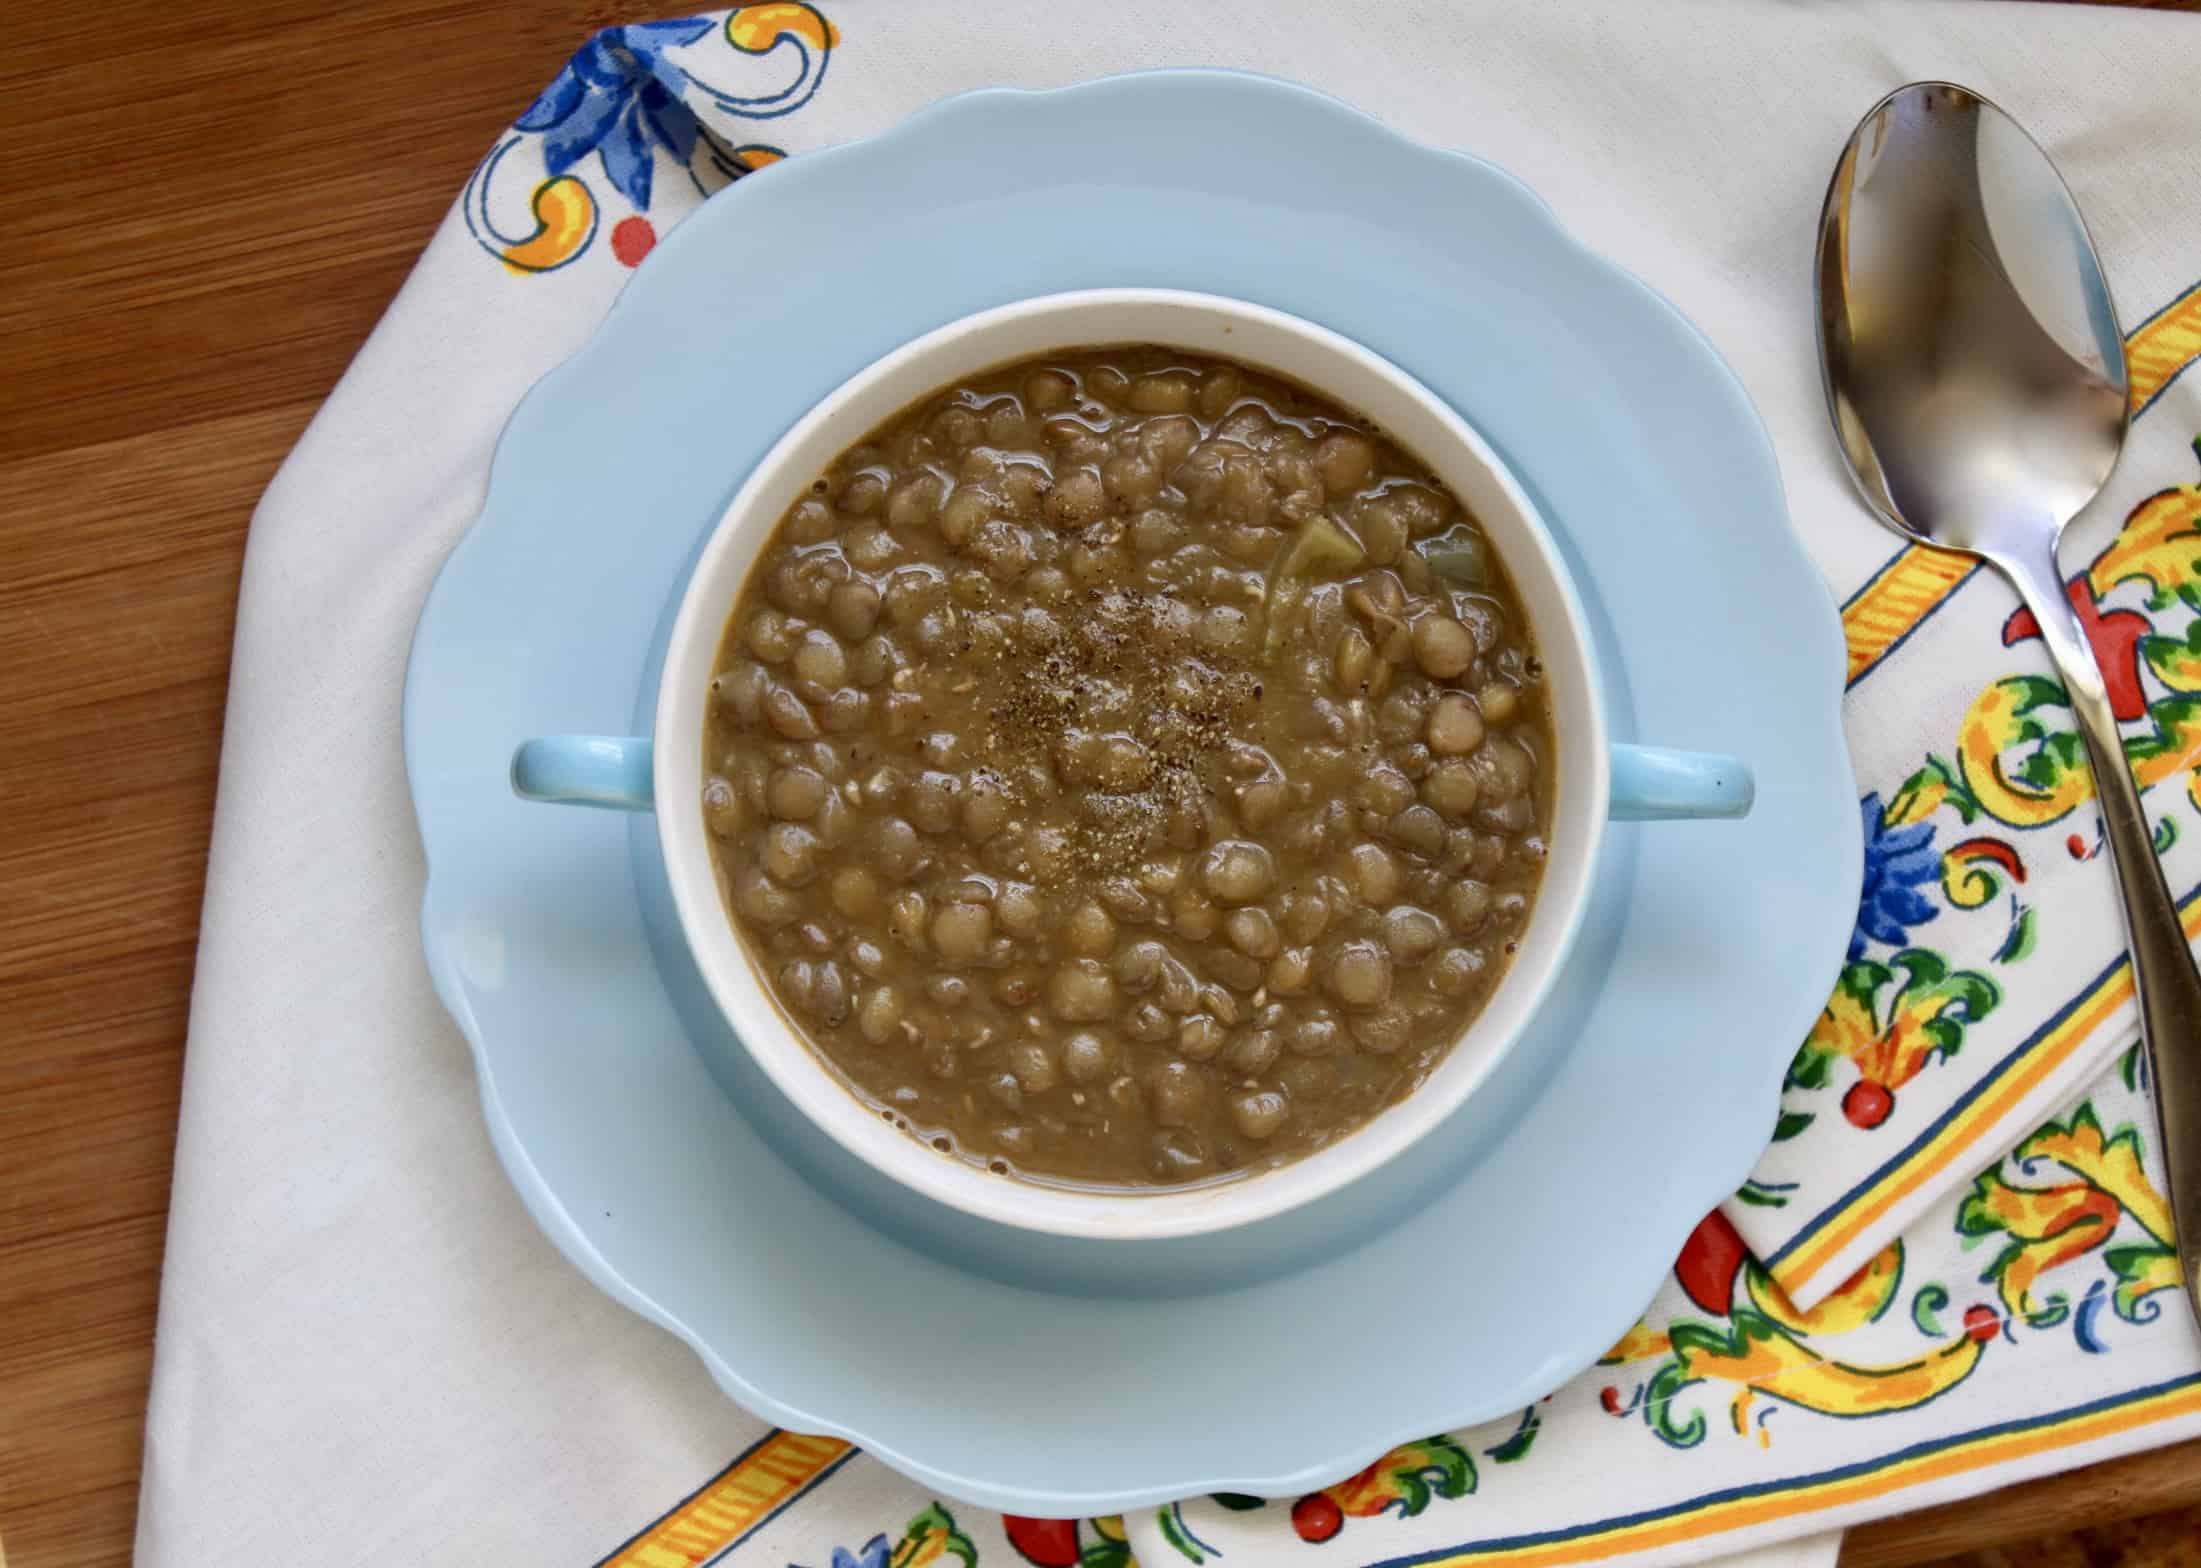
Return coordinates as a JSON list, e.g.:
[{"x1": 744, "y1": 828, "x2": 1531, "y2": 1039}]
[{"x1": 404, "y1": 71, "x2": 1858, "y2": 1513}]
